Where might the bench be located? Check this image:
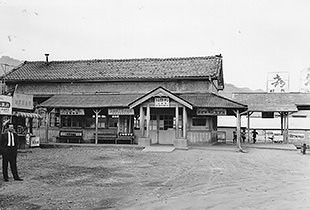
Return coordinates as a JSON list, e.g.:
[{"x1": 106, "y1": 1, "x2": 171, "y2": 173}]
[
  {"x1": 93, "y1": 132, "x2": 135, "y2": 144},
  {"x1": 116, "y1": 133, "x2": 135, "y2": 144},
  {"x1": 58, "y1": 130, "x2": 83, "y2": 143},
  {"x1": 94, "y1": 133, "x2": 118, "y2": 144}
]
